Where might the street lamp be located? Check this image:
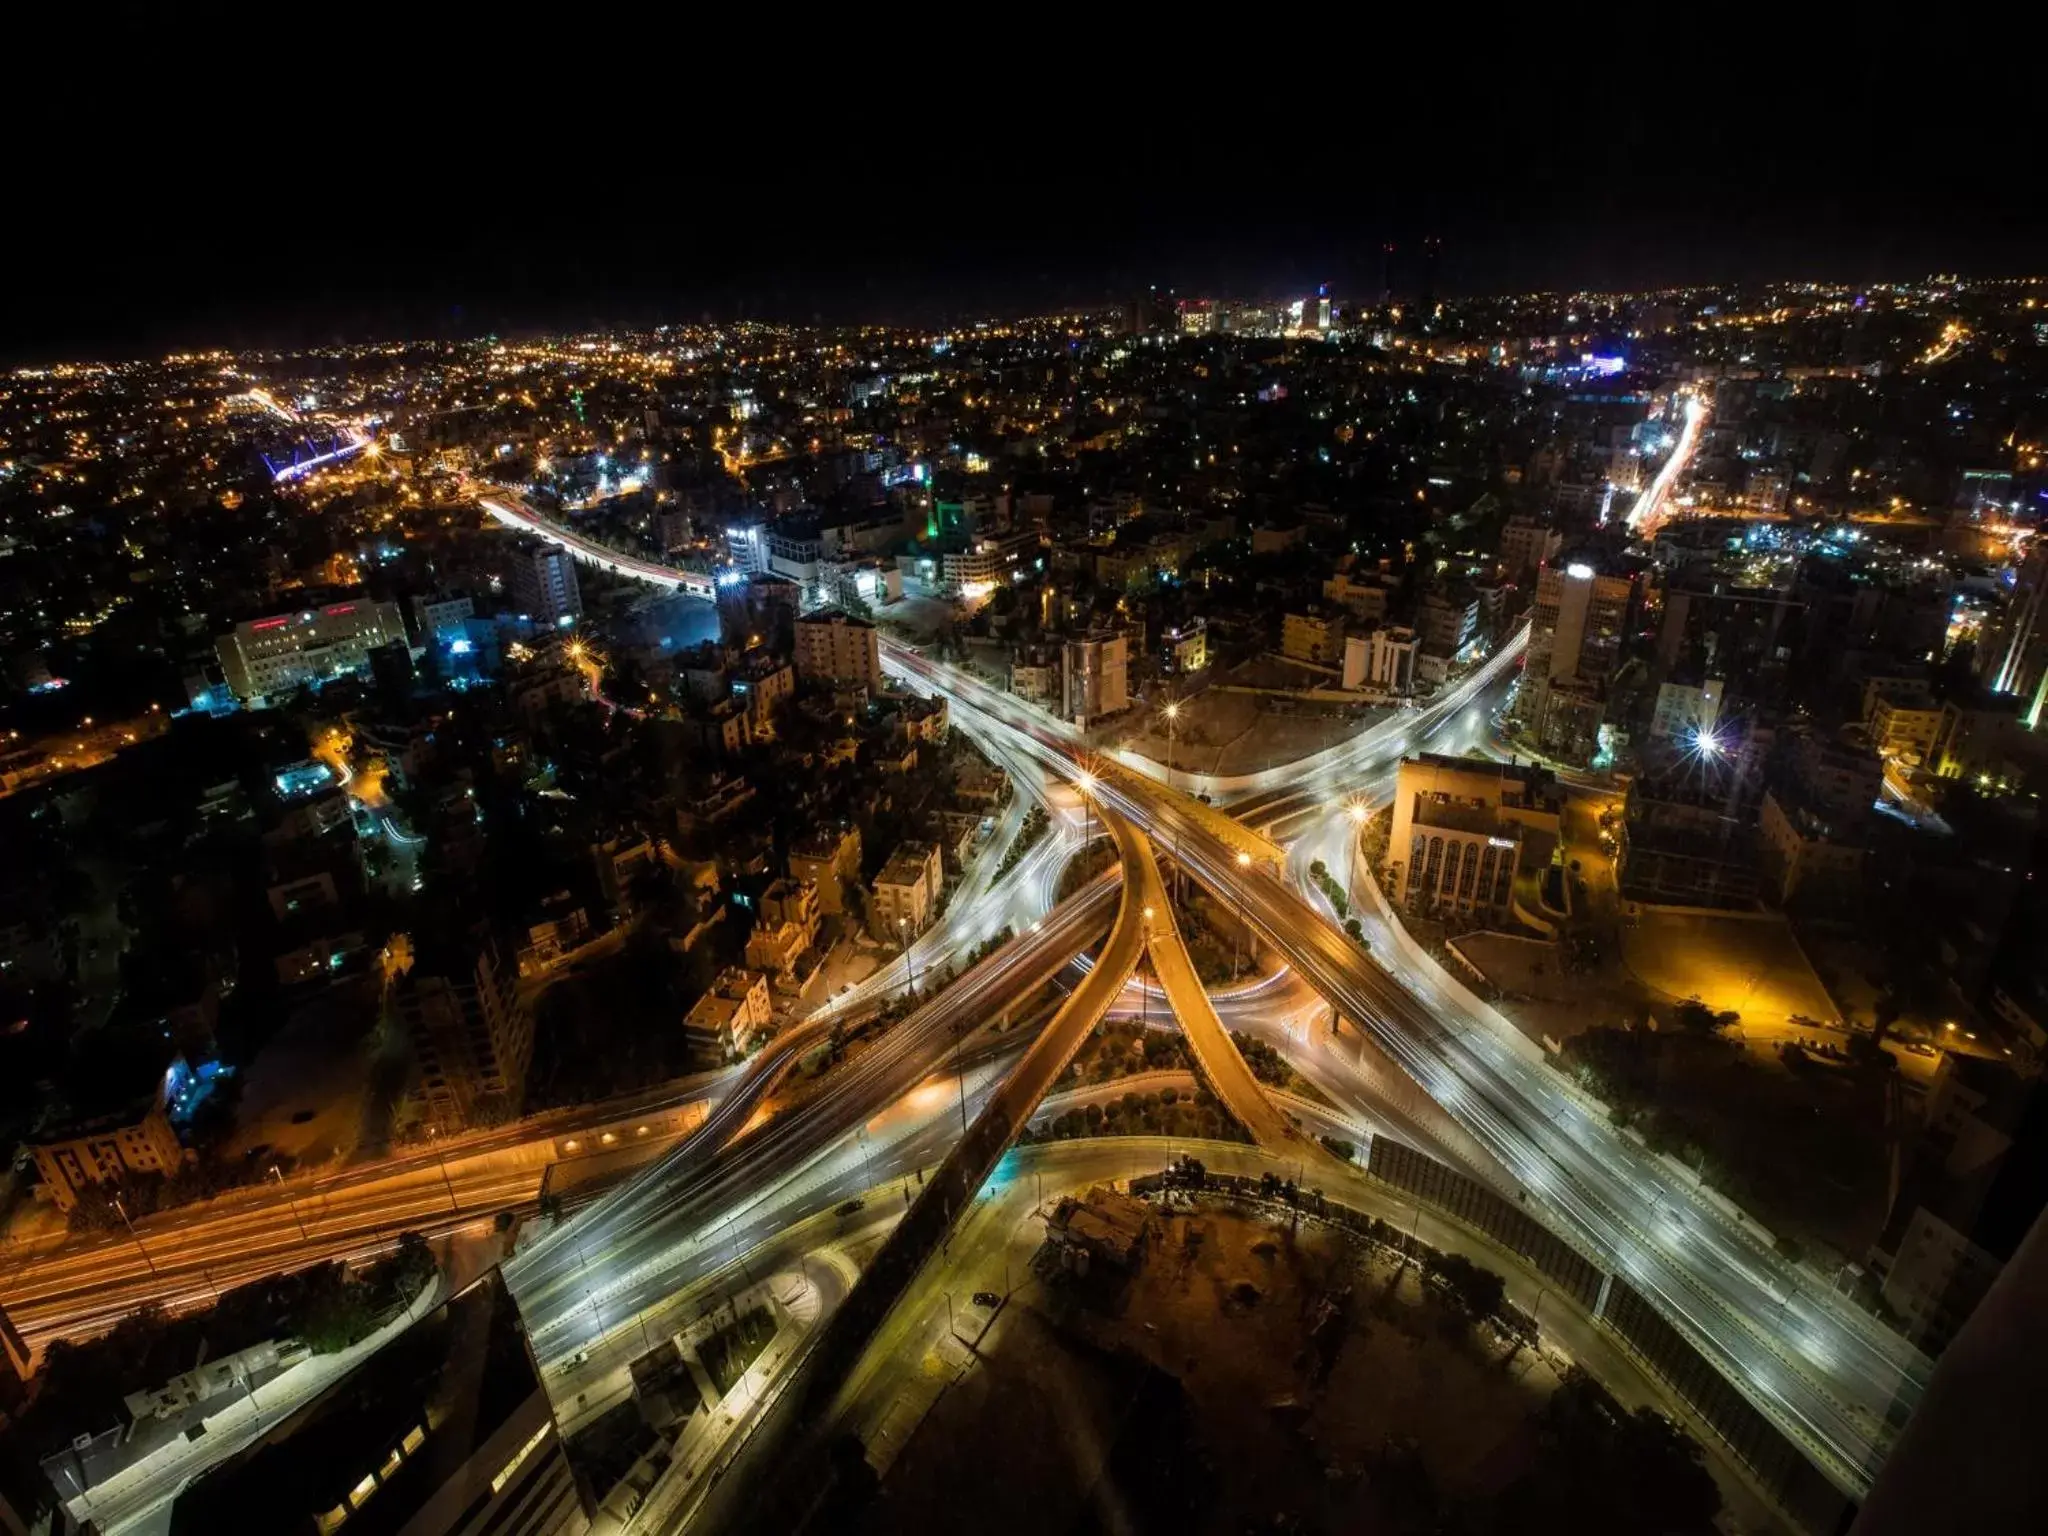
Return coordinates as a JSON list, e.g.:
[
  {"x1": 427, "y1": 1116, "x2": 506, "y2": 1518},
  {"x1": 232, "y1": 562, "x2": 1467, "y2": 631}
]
[
  {"x1": 270, "y1": 1165, "x2": 309, "y2": 1244},
  {"x1": 899, "y1": 916, "x2": 919, "y2": 997},
  {"x1": 1162, "y1": 701, "x2": 1185, "y2": 900},
  {"x1": 950, "y1": 1014, "x2": 970, "y2": 1136},
  {"x1": 1231, "y1": 850, "x2": 1253, "y2": 981},
  {"x1": 1141, "y1": 906, "x2": 1155, "y2": 1032},
  {"x1": 112, "y1": 1196, "x2": 157, "y2": 1277},
  {"x1": 1074, "y1": 771, "x2": 1097, "y2": 851}
]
